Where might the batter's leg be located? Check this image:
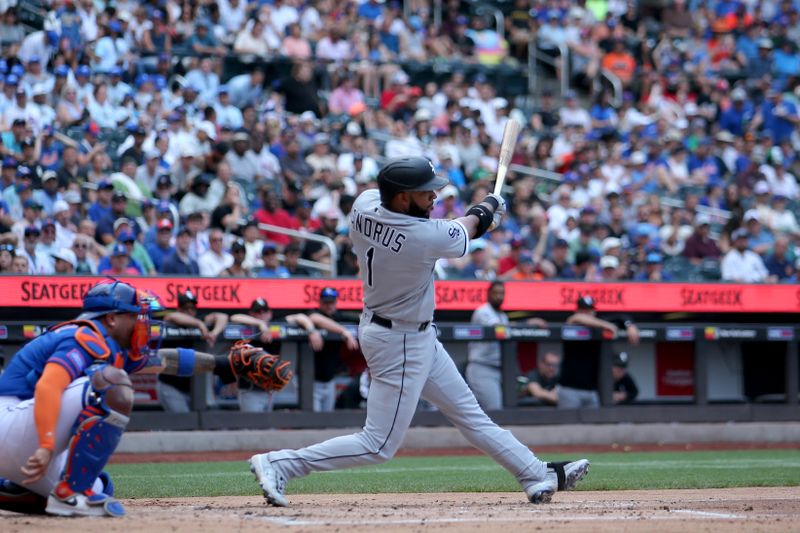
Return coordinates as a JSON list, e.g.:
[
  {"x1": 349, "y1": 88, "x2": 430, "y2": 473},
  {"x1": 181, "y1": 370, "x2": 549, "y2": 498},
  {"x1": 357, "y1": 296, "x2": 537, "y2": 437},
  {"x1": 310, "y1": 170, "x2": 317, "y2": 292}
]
[
  {"x1": 421, "y1": 339, "x2": 547, "y2": 489},
  {"x1": 262, "y1": 325, "x2": 435, "y2": 481}
]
